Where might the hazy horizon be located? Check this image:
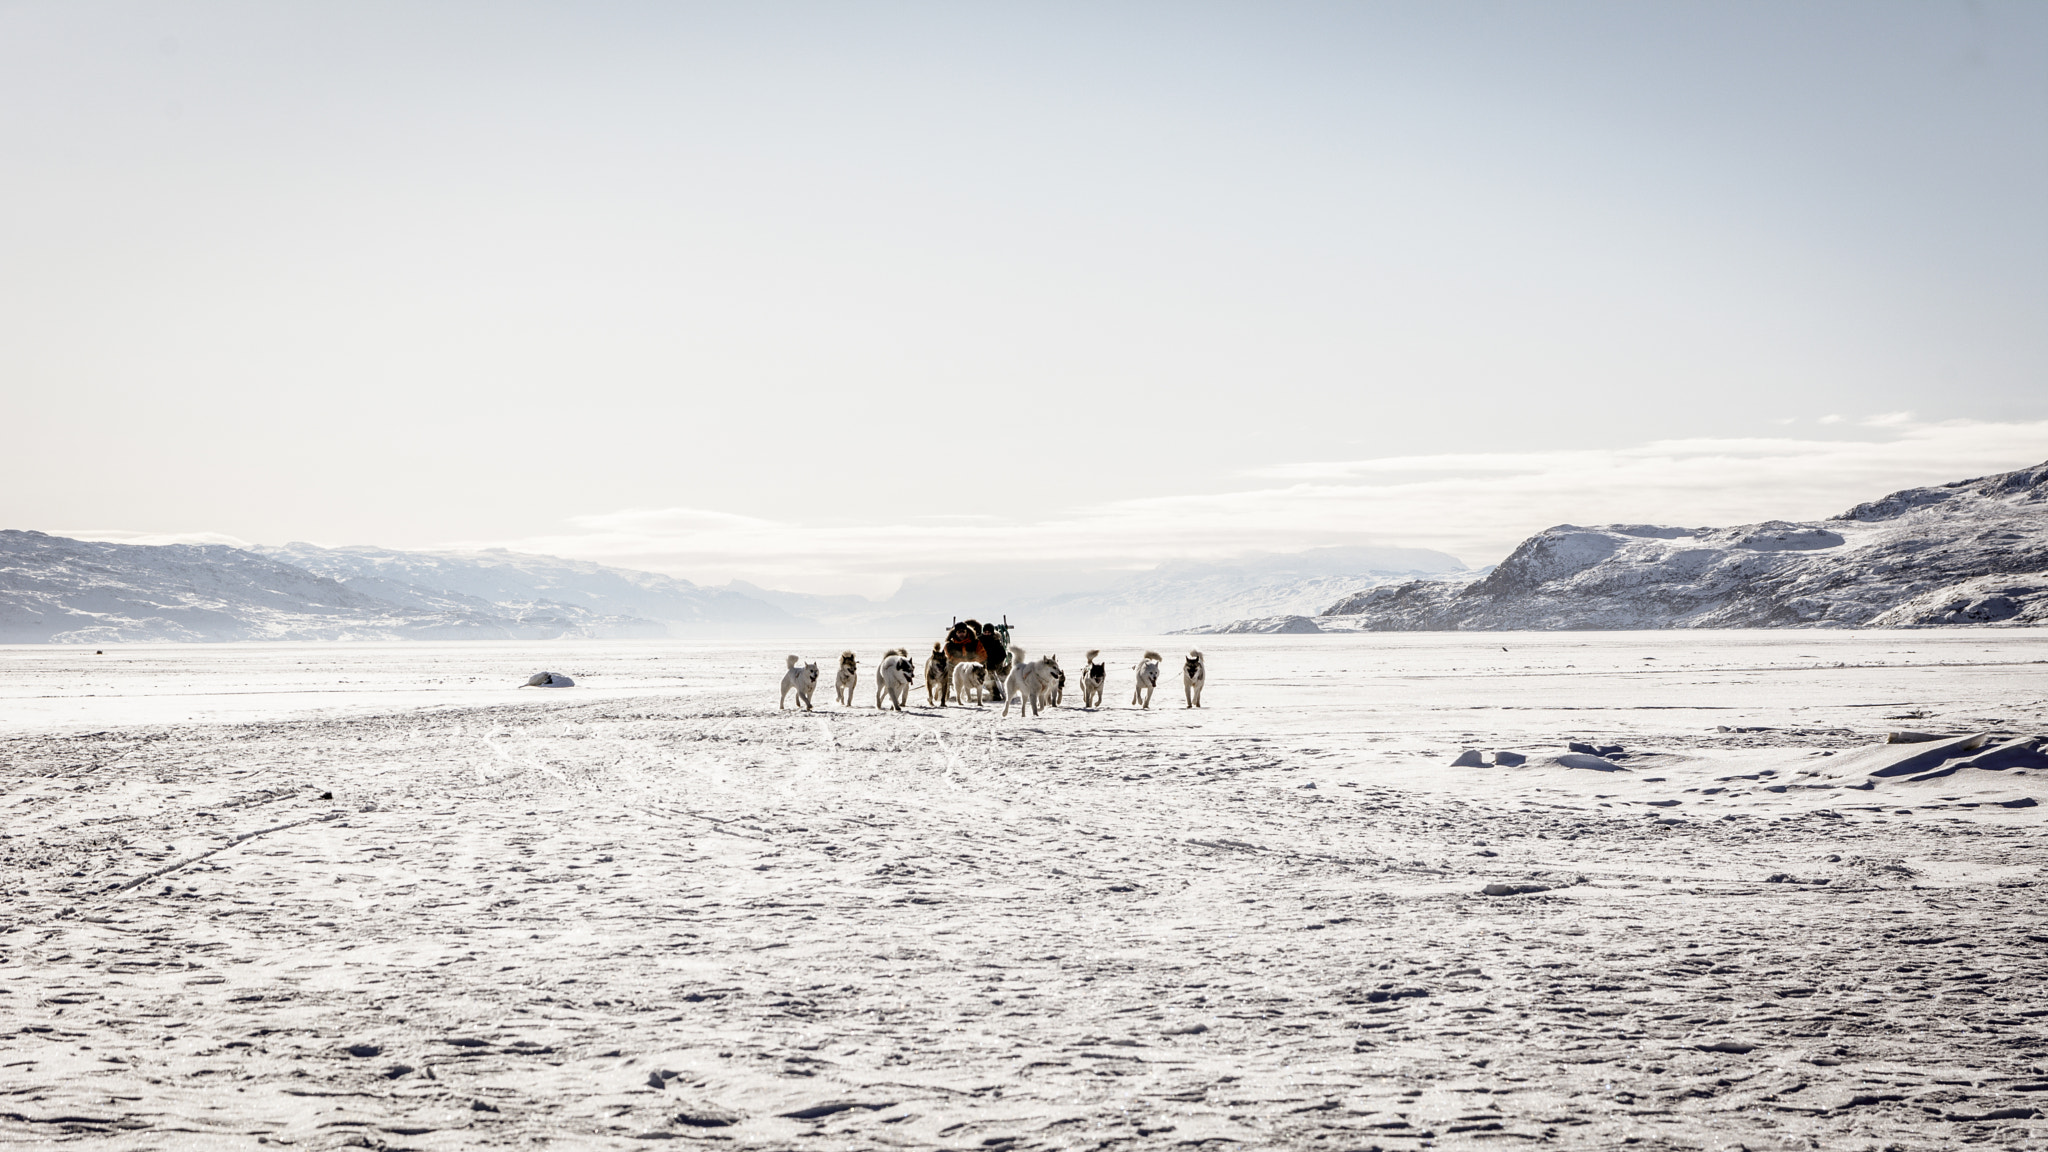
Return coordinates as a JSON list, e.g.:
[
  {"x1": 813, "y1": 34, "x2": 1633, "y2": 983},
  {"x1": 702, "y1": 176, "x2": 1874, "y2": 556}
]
[{"x1": 7, "y1": 2, "x2": 2046, "y2": 596}]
